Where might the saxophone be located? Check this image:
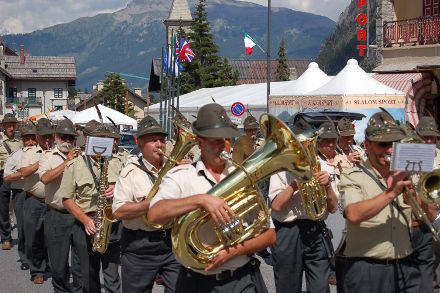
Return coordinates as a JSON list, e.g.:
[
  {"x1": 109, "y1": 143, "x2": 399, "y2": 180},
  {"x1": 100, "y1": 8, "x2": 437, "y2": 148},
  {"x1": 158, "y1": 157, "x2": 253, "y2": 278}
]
[{"x1": 91, "y1": 157, "x2": 117, "y2": 253}]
